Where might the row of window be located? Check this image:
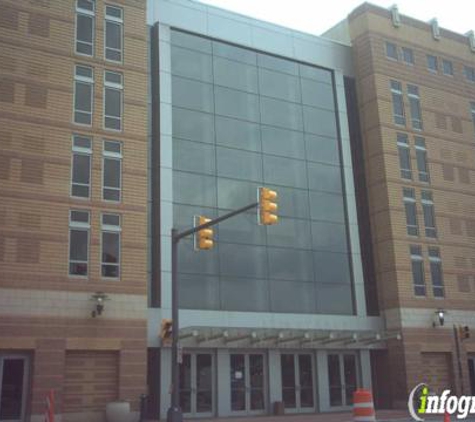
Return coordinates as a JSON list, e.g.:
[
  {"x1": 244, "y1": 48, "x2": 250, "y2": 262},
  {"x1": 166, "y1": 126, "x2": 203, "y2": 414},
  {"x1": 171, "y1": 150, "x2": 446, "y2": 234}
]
[
  {"x1": 410, "y1": 245, "x2": 444, "y2": 297},
  {"x1": 385, "y1": 41, "x2": 474, "y2": 82},
  {"x1": 71, "y1": 135, "x2": 122, "y2": 201},
  {"x1": 403, "y1": 188, "x2": 437, "y2": 238},
  {"x1": 397, "y1": 134, "x2": 430, "y2": 182},
  {"x1": 74, "y1": 65, "x2": 123, "y2": 130},
  {"x1": 76, "y1": 0, "x2": 123, "y2": 62},
  {"x1": 69, "y1": 210, "x2": 121, "y2": 278},
  {"x1": 390, "y1": 80, "x2": 422, "y2": 130}
]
